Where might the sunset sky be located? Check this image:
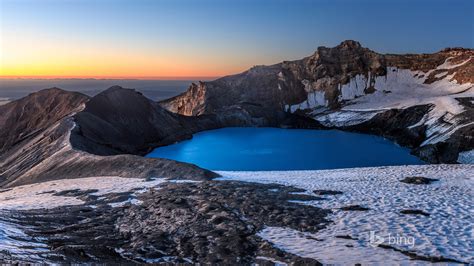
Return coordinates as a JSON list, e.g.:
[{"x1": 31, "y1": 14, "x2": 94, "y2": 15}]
[{"x1": 0, "y1": 0, "x2": 472, "y2": 79}]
